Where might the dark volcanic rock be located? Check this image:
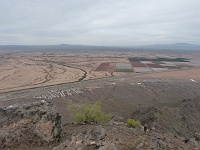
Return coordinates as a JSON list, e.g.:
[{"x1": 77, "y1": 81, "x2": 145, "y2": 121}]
[
  {"x1": 195, "y1": 133, "x2": 200, "y2": 141},
  {"x1": 91, "y1": 126, "x2": 106, "y2": 141},
  {"x1": 98, "y1": 143, "x2": 117, "y2": 150},
  {"x1": 0, "y1": 100, "x2": 61, "y2": 149},
  {"x1": 110, "y1": 115, "x2": 123, "y2": 123},
  {"x1": 54, "y1": 125, "x2": 109, "y2": 150},
  {"x1": 56, "y1": 122, "x2": 200, "y2": 150},
  {"x1": 109, "y1": 115, "x2": 124, "y2": 125},
  {"x1": 132, "y1": 99, "x2": 200, "y2": 137}
]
